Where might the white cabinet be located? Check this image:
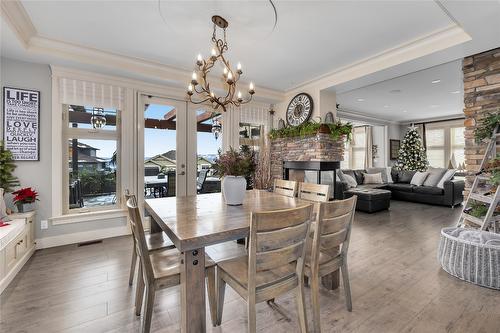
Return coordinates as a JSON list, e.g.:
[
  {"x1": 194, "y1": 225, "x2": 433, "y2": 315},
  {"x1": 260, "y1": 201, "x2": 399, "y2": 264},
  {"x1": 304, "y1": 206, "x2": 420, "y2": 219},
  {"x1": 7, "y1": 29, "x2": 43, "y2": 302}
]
[{"x1": 0, "y1": 211, "x2": 36, "y2": 294}]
